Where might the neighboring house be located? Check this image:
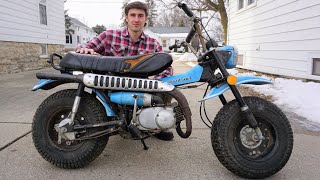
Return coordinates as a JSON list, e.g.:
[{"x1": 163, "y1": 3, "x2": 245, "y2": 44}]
[
  {"x1": 65, "y1": 17, "x2": 97, "y2": 49},
  {"x1": 144, "y1": 27, "x2": 190, "y2": 52},
  {"x1": 0, "y1": 0, "x2": 65, "y2": 74},
  {"x1": 228, "y1": 0, "x2": 320, "y2": 81}
]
